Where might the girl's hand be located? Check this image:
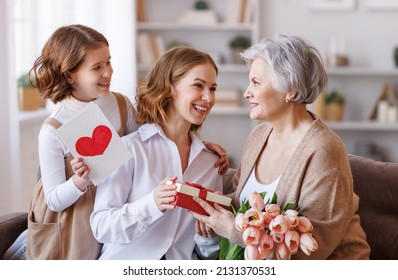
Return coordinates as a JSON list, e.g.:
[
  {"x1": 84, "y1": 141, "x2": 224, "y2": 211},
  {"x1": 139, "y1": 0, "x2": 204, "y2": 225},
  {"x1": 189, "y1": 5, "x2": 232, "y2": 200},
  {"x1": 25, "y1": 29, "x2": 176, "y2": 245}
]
[
  {"x1": 153, "y1": 176, "x2": 178, "y2": 212},
  {"x1": 203, "y1": 141, "x2": 230, "y2": 175},
  {"x1": 70, "y1": 157, "x2": 91, "y2": 192}
]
